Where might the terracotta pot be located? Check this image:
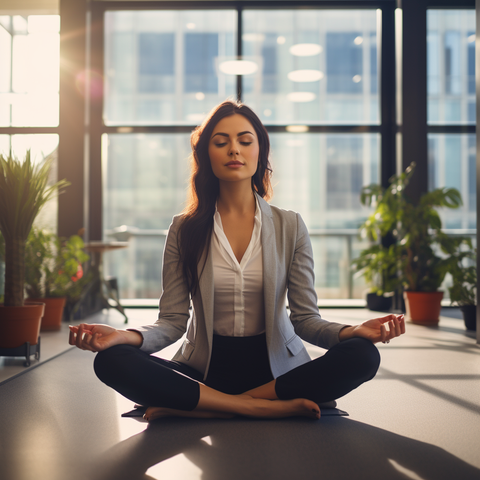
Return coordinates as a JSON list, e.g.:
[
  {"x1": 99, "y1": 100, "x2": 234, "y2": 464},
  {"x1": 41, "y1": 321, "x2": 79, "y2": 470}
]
[
  {"x1": 27, "y1": 297, "x2": 67, "y2": 331},
  {"x1": 403, "y1": 291, "x2": 443, "y2": 325},
  {"x1": 0, "y1": 302, "x2": 45, "y2": 348}
]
